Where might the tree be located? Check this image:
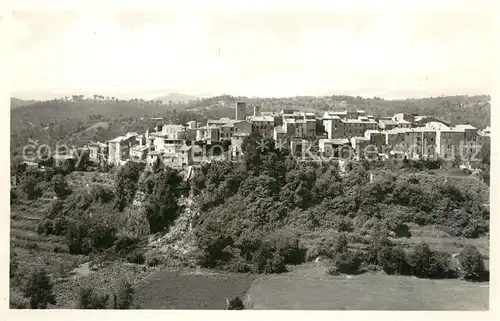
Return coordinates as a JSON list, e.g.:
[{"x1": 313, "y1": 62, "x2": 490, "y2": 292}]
[
  {"x1": 143, "y1": 170, "x2": 182, "y2": 233},
  {"x1": 407, "y1": 242, "x2": 452, "y2": 278},
  {"x1": 458, "y1": 245, "x2": 485, "y2": 280},
  {"x1": 23, "y1": 270, "x2": 56, "y2": 309},
  {"x1": 114, "y1": 162, "x2": 143, "y2": 211}
]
